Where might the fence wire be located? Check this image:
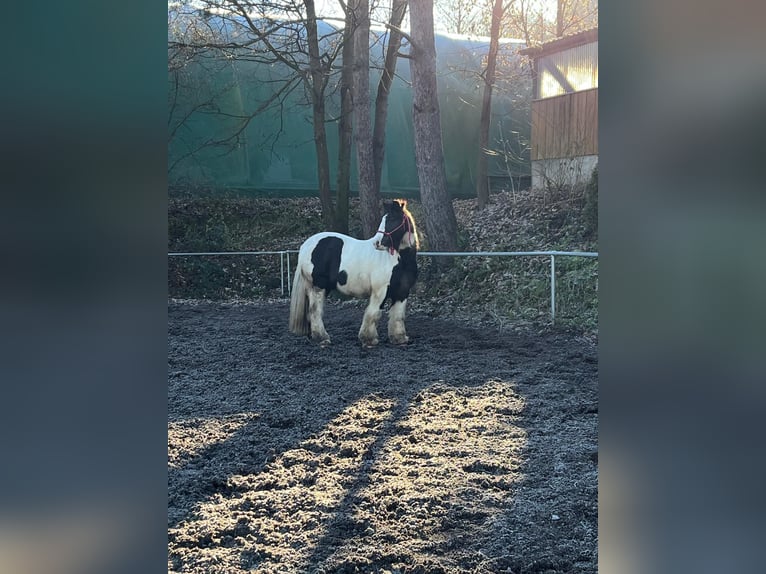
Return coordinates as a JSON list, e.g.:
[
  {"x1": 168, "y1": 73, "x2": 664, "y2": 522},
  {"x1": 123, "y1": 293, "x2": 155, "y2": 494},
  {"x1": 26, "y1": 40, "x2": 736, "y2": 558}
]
[{"x1": 168, "y1": 250, "x2": 597, "y2": 323}]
